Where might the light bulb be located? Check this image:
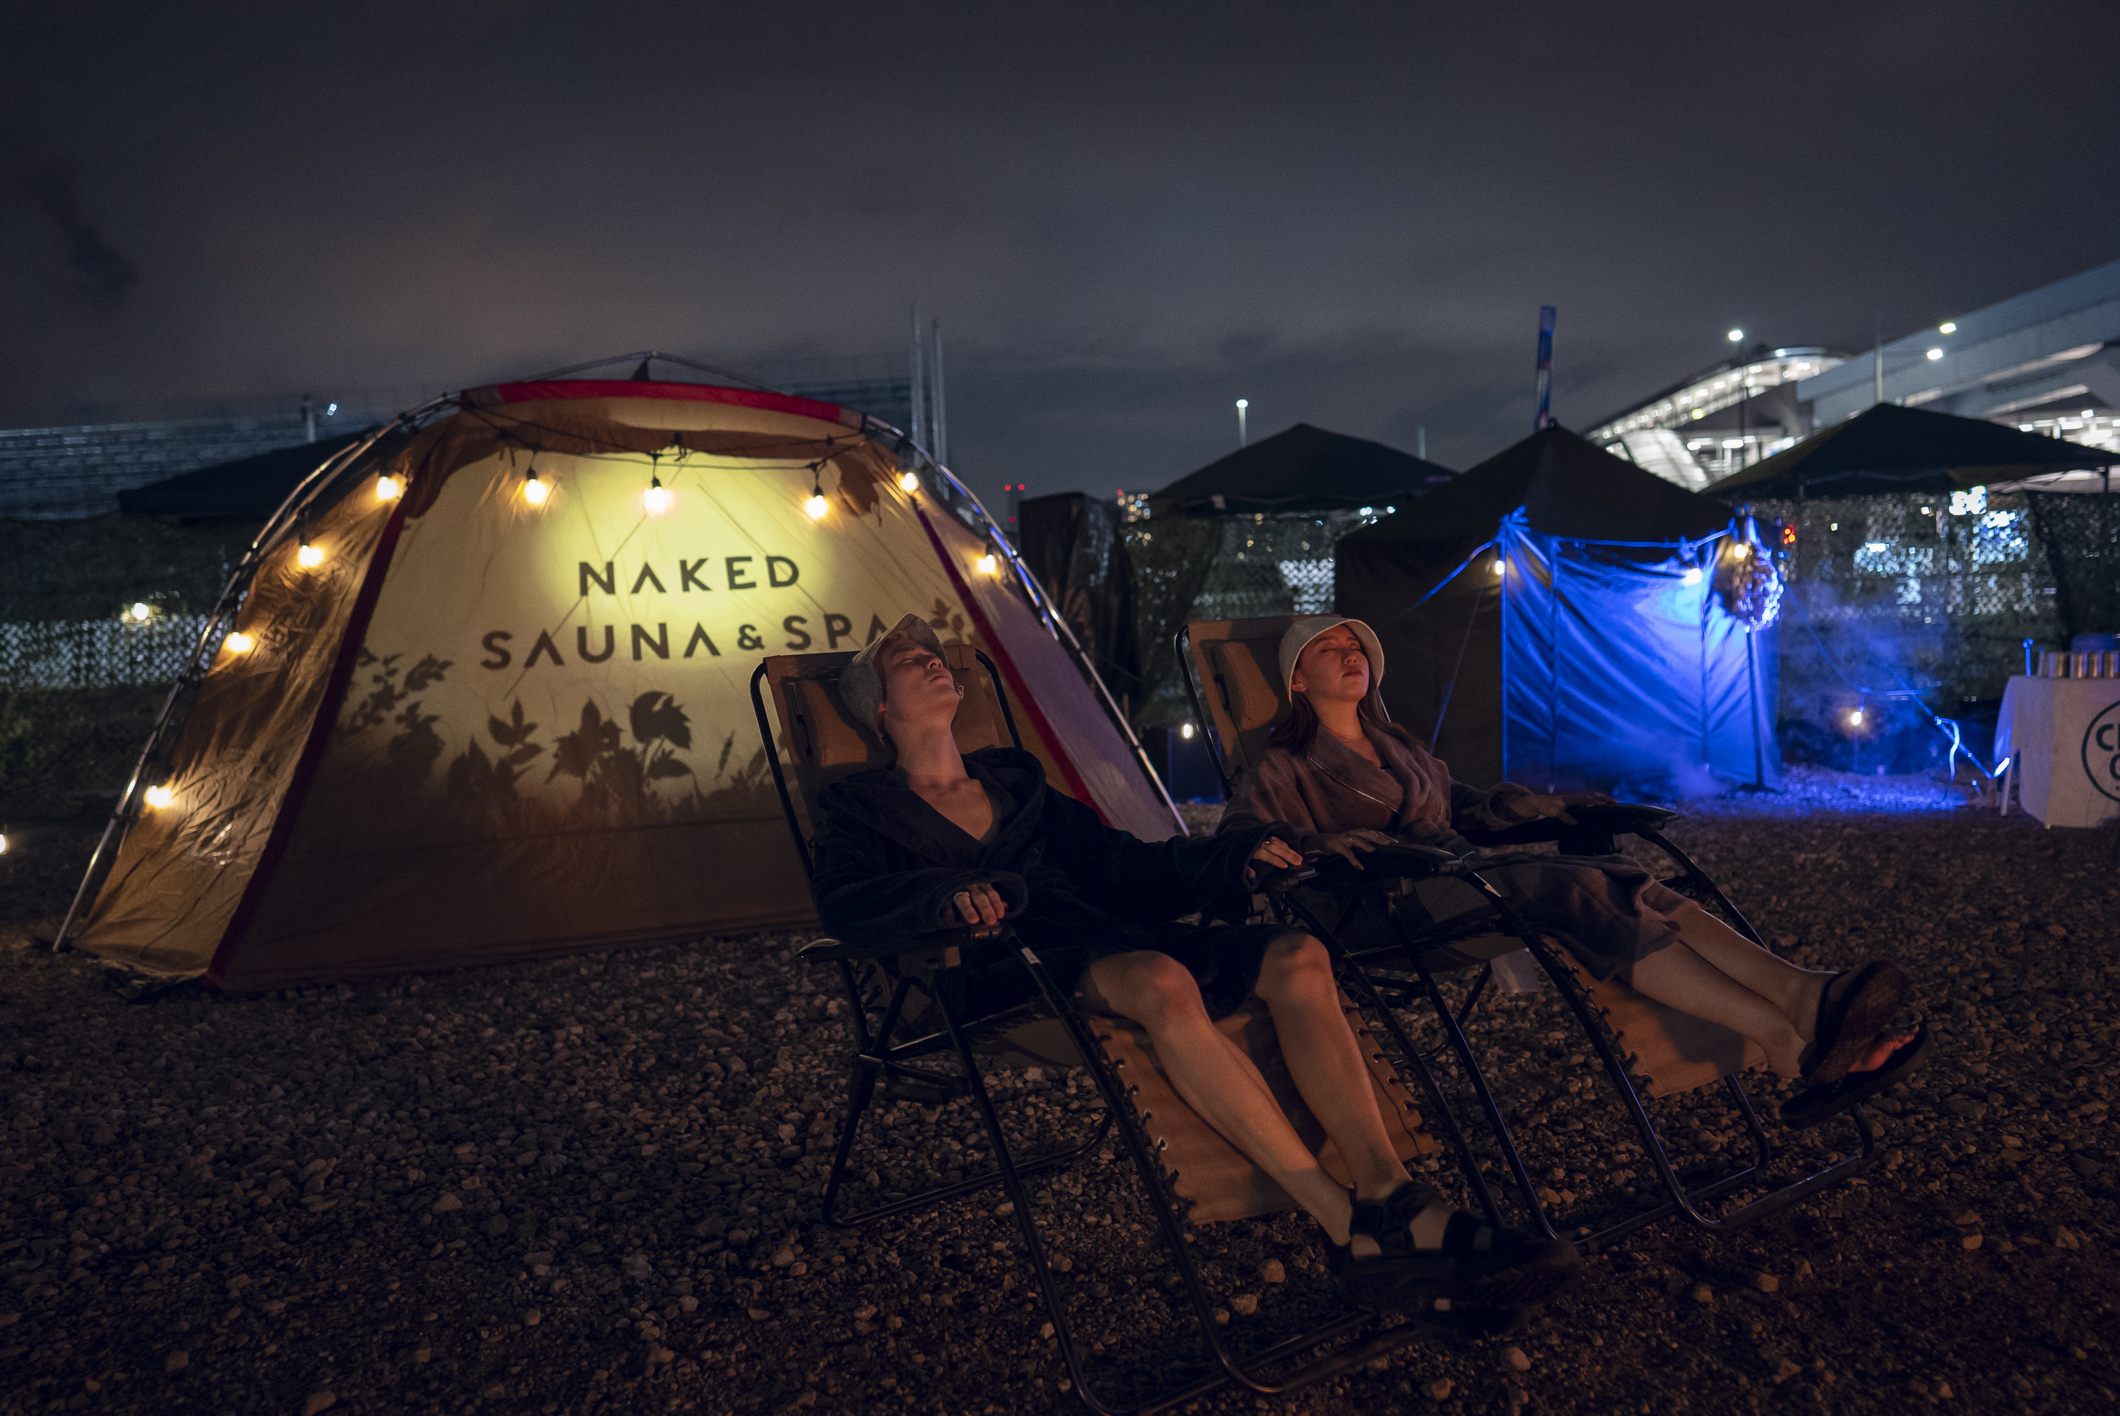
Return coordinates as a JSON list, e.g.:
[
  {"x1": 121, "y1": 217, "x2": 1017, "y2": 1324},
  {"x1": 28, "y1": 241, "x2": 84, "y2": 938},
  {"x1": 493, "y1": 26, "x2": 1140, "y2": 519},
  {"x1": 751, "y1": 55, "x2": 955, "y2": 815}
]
[
  {"x1": 1727, "y1": 328, "x2": 1743, "y2": 343},
  {"x1": 523, "y1": 470, "x2": 550, "y2": 505},
  {"x1": 1491, "y1": 559, "x2": 1507, "y2": 576},
  {"x1": 224, "y1": 631, "x2": 256, "y2": 655},
  {"x1": 1939, "y1": 321, "x2": 1957, "y2": 334},
  {"x1": 1180, "y1": 721, "x2": 1195, "y2": 740},
  {"x1": 297, "y1": 540, "x2": 324, "y2": 569},
  {"x1": 1681, "y1": 567, "x2": 1703, "y2": 586},
  {"x1": 1926, "y1": 347, "x2": 1944, "y2": 361},
  {"x1": 1849, "y1": 709, "x2": 1865, "y2": 726},
  {"x1": 375, "y1": 474, "x2": 404, "y2": 502},
  {"x1": 977, "y1": 548, "x2": 998, "y2": 575},
  {"x1": 805, "y1": 490, "x2": 829, "y2": 520},
  {"x1": 143, "y1": 785, "x2": 176, "y2": 809},
  {"x1": 0, "y1": 833, "x2": 7, "y2": 856},
  {"x1": 1732, "y1": 542, "x2": 1750, "y2": 559},
  {"x1": 643, "y1": 476, "x2": 672, "y2": 516},
  {"x1": 128, "y1": 602, "x2": 153, "y2": 622},
  {"x1": 898, "y1": 471, "x2": 920, "y2": 493}
]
